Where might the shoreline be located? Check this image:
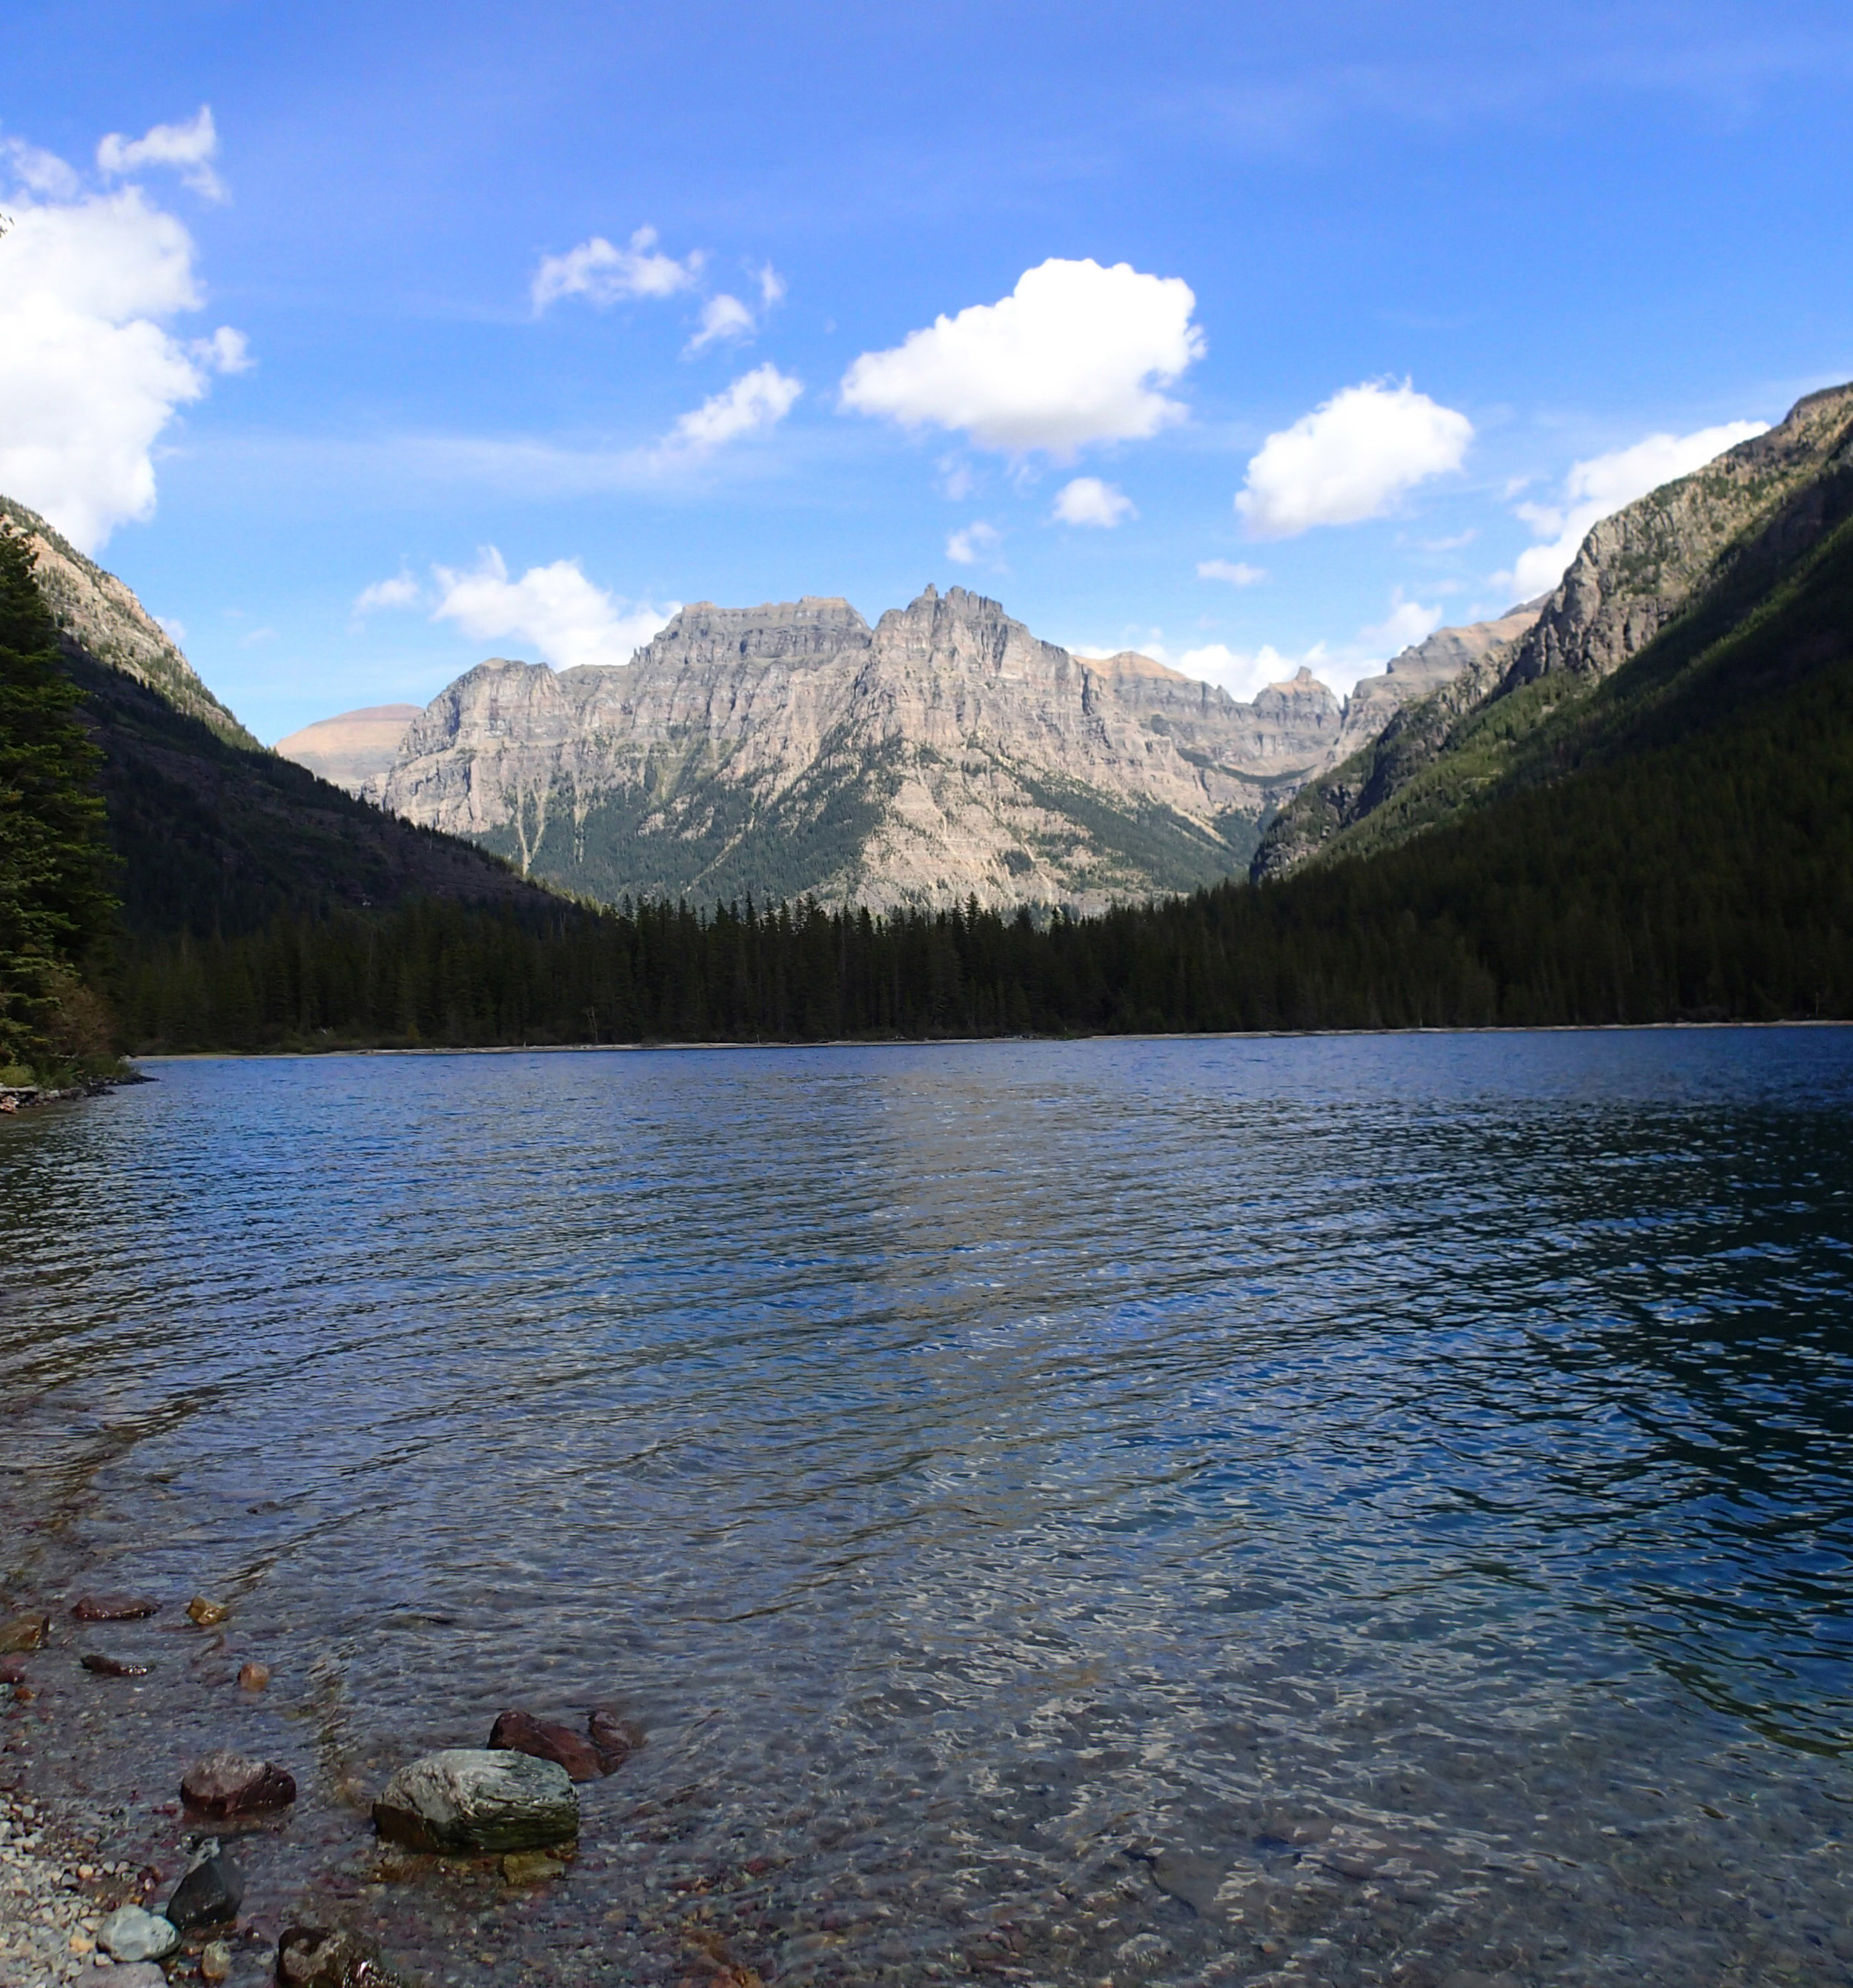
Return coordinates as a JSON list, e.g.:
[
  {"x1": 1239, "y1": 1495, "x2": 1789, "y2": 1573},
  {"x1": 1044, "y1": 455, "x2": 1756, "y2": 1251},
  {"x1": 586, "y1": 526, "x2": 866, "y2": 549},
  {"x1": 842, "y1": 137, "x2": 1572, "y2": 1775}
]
[{"x1": 127, "y1": 1013, "x2": 1853, "y2": 1064}]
